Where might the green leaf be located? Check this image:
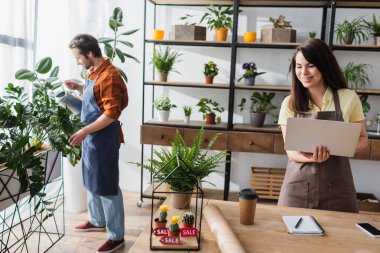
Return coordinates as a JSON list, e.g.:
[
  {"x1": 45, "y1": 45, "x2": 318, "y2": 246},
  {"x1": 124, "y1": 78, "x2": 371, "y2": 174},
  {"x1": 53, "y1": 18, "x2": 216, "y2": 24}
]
[
  {"x1": 112, "y1": 7, "x2": 123, "y2": 22},
  {"x1": 45, "y1": 77, "x2": 58, "y2": 83},
  {"x1": 98, "y1": 37, "x2": 114, "y2": 43},
  {"x1": 115, "y1": 48, "x2": 125, "y2": 63},
  {"x1": 15, "y1": 69, "x2": 34, "y2": 80},
  {"x1": 15, "y1": 135, "x2": 30, "y2": 150},
  {"x1": 123, "y1": 53, "x2": 140, "y2": 63},
  {"x1": 109, "y1": 19, "x2": 123, "y2": 31},
  {"x1": 50, "y1": 66, "x2": 59, "y2": 77},
  {"x1": 116, "y1": 67, "x2": 128, "y2": 83},
  {"x1": 117, "y1": 40, "x2": 133, "y2": 48},
  {"x1": 35, "y1": 57, "x2": 52, "y2": 74},
  {"x1": 104, "y1": 43, "x2": 113, "y2": 58},
  {"x1": 120, "y1": 29, "x2": 139, "y2": 36}
]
